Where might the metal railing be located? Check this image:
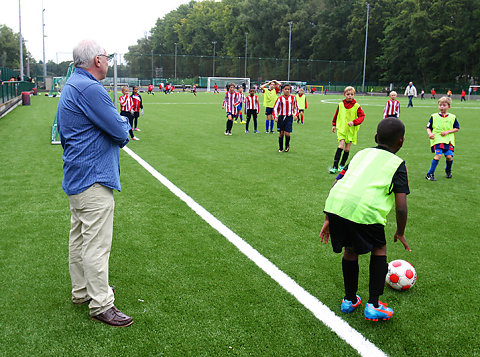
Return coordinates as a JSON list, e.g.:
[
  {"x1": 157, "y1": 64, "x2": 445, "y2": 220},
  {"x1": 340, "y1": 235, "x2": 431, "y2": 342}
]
[{"x1": 0, "y1": 81, "x2": 35, "y2": 105}]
